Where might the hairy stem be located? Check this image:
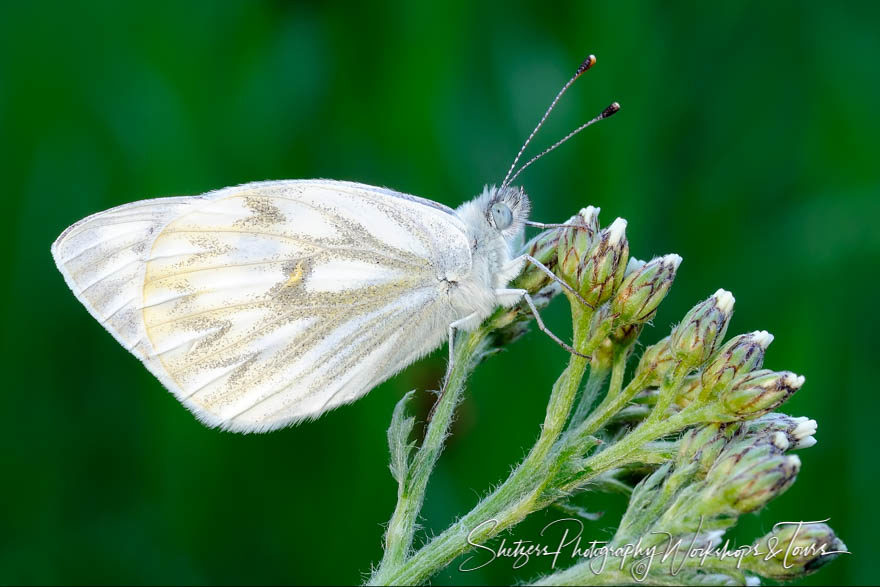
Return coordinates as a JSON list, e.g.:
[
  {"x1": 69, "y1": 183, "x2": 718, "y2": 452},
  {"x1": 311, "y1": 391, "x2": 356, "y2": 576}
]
[
  {"x1": 570, "y1": 363, "x2": 609, "y2": 427},
  {"x1": 371, "y1": 326, "x2": 491, "y2": 583}
]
